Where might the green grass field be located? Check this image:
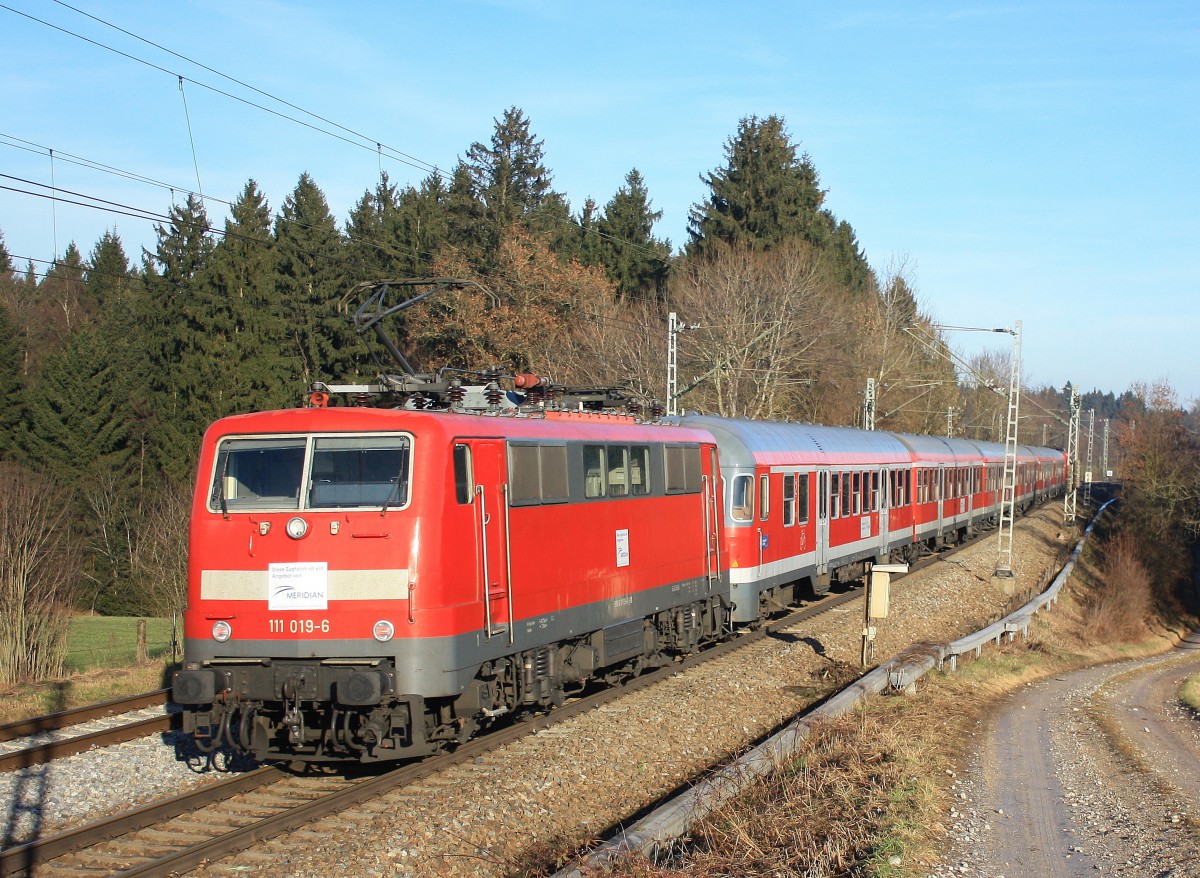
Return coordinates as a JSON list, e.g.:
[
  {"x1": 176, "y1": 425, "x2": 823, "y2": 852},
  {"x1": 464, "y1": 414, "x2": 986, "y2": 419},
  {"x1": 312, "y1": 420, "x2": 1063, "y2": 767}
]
[{"x1": 65, "y1": 615, "x2": 179, "y2": 673}]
